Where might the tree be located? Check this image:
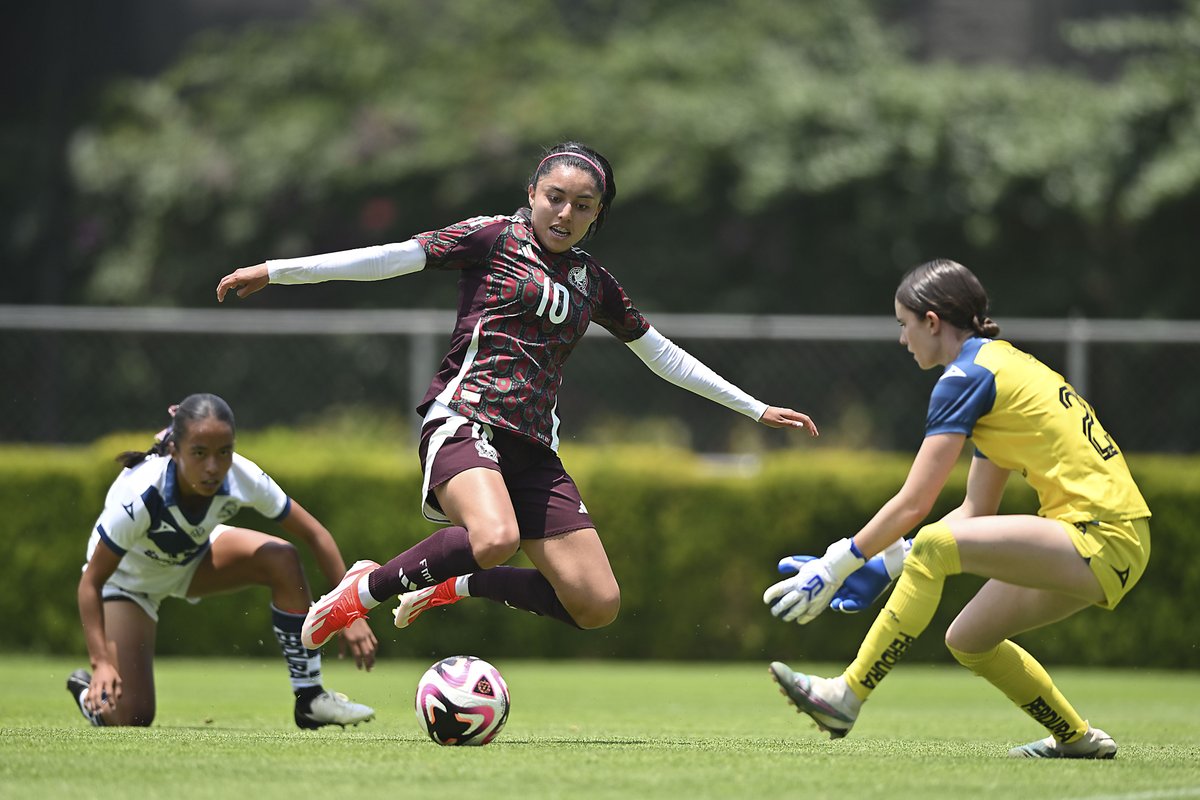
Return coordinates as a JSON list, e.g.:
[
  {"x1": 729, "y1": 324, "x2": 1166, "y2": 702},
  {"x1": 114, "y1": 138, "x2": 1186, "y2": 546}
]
[{"x1": 55, "y1": 0, "x2": 1200, "y2": 317}]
